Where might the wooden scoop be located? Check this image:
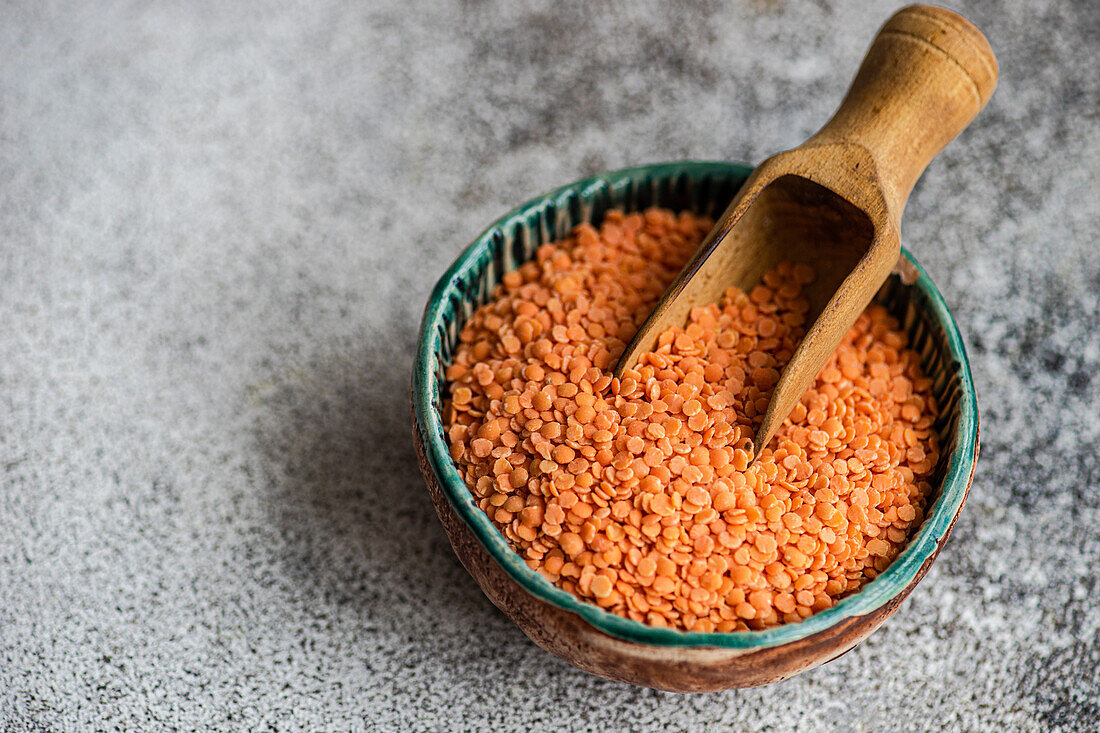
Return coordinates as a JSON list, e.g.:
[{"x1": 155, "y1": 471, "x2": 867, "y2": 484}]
[{"x1": 614, "y1": 4, "x2": 997, "y2": 459}]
